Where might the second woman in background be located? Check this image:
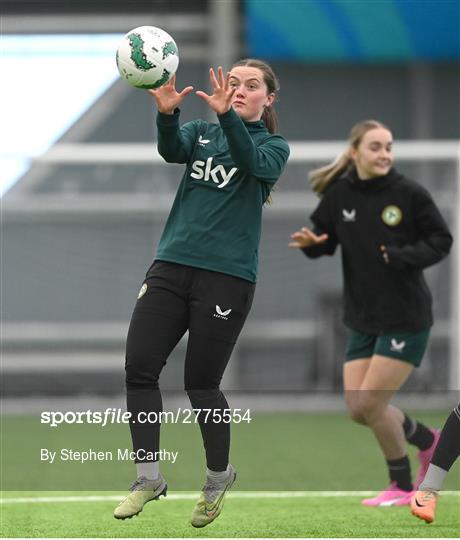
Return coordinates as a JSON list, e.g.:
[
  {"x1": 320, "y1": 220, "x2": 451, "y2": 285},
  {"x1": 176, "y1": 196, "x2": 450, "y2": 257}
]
[{"x1": 289, "y1": 120, "x2": 453, "y2": 506}]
